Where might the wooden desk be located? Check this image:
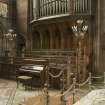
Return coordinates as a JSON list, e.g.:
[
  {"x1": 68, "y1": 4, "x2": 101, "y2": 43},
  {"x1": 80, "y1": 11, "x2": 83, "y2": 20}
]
[{"x1": 17, "y1": 64, "x2": 46, "y2": 87}]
